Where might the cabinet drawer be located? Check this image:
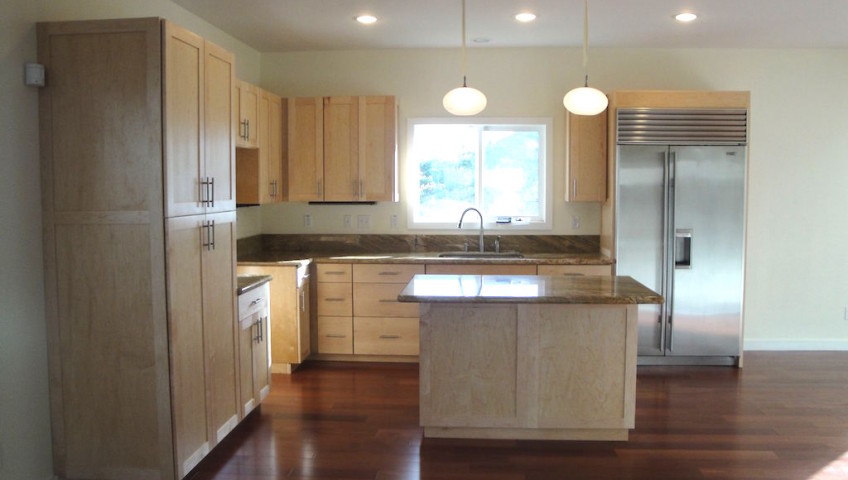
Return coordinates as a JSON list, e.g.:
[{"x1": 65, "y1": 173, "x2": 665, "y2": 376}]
[
  {"x1": 238, "y1": 283, "x2": 269, "y2": 320},
  {"x1": 354, "y1": 317, "x2": 419, "y2": 355},
  {"x1": 425, "y1": 264, "x2": 537, "y2": 275},
  {"x1": 317, "y1": 316, "x2": 353, "y2": 354},
  {"x1": 317, "y1": 282, "x2": 352, "y2": 316},
  {"x1": 537, "y1": 264, "x2": 612, "y2": 276},
  {"x1": 353, "y1": 263, "x2": 424, "y2": 284},
  {"x1": 353, "y1": 283, "x2": 419, "y2": 318},
  {"x1": 317, "y1": 263, "x2": 352, "y2": 282}
]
